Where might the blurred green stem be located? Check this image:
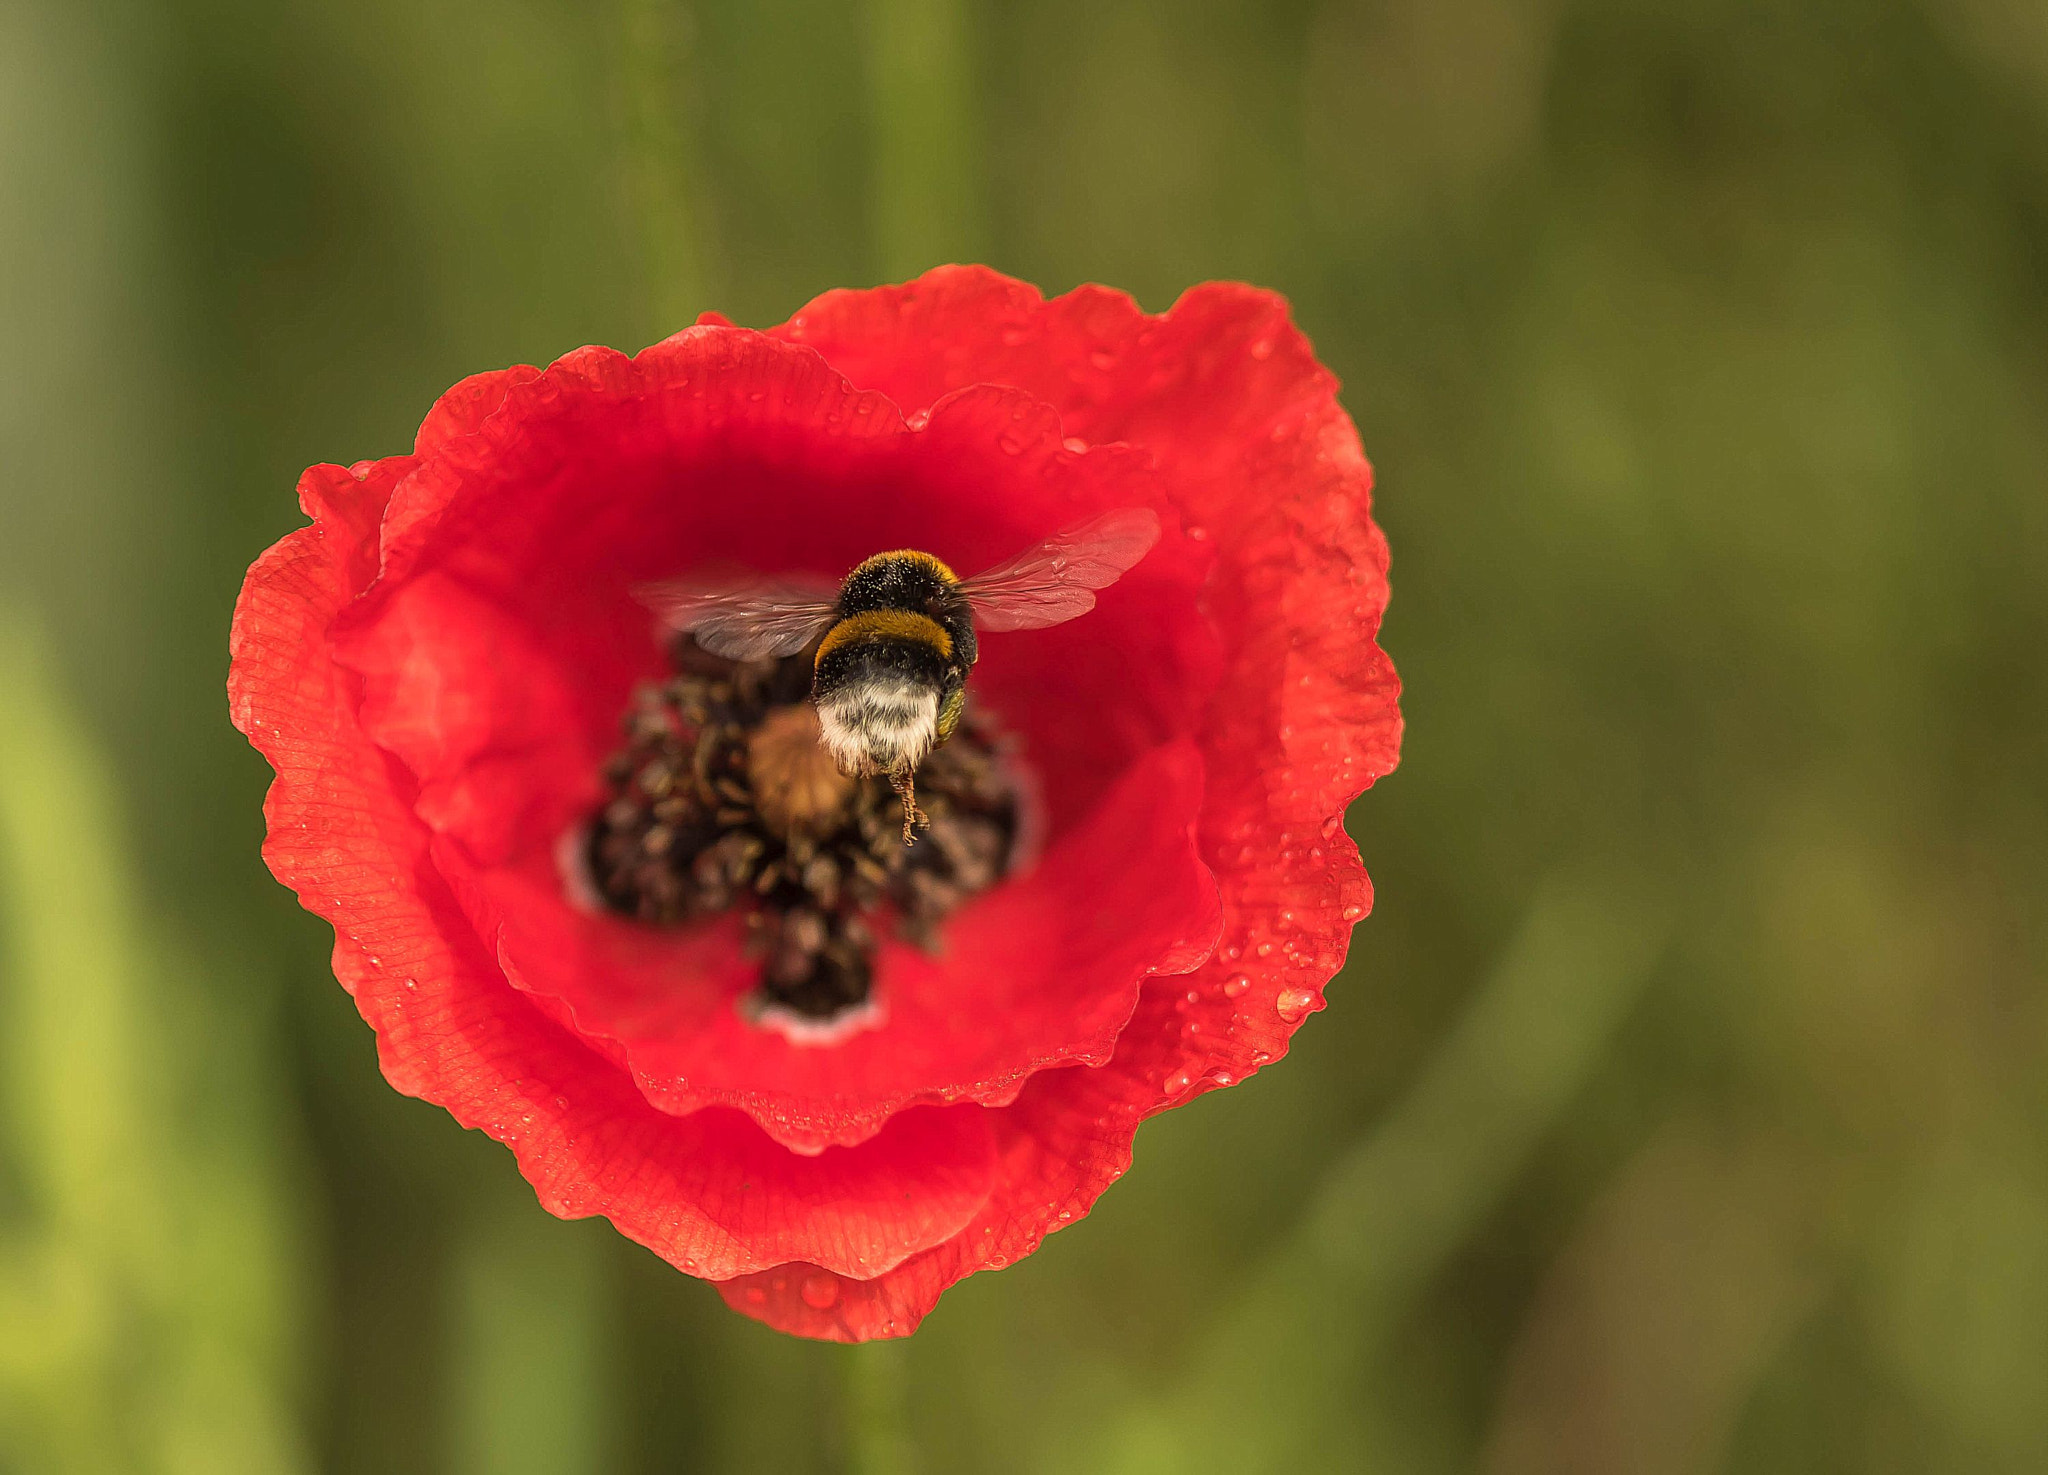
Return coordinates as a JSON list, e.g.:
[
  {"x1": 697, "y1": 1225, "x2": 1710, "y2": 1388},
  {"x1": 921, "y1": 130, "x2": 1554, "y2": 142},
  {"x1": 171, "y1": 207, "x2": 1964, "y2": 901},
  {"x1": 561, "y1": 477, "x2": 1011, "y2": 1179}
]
[
  {"x1": 616, "y1": 0, "x2": 711, "y2": 334},
  {"x1": 863, "y1": 0, "x2": 986, "y2": 278},
  {"x1": 844, "y1": 1341, "x2": 914, "y2": 1475},
  {"x1": 449, "y1": 1213, "x2": 612, "y2": 1475}
]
